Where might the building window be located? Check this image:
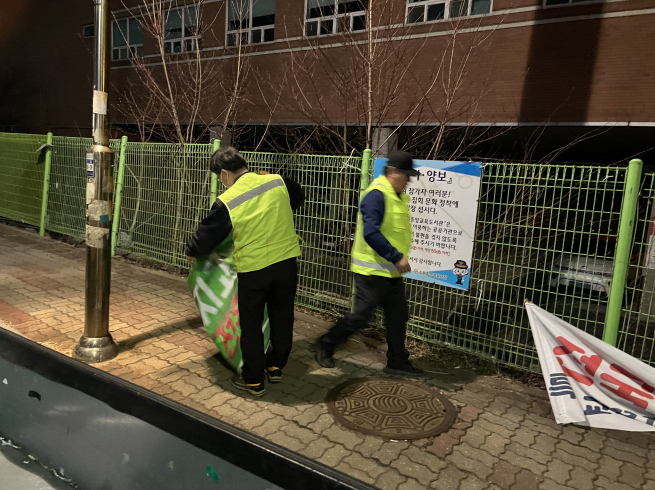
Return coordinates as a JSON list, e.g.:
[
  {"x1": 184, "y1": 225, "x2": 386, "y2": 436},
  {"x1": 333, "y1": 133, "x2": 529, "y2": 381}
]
[
  {"x1": 305, "y1": 0, "x2": 367, "y2": 37},
  {"x1": 83, "y1": 24, "x2": 95, "y2": 38},
  {"x1": 164, "y1": 6, "x2": 202, "y2": 53},
  {"x1": 406, "y1": 0, "x2": 490, "y2": 23},
  {"x1": 227, "y1": 0, "x2": 275, "y2": 46},
  {"x1": 112, "y1": 17, "x2": 144, "y2": 60}
]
